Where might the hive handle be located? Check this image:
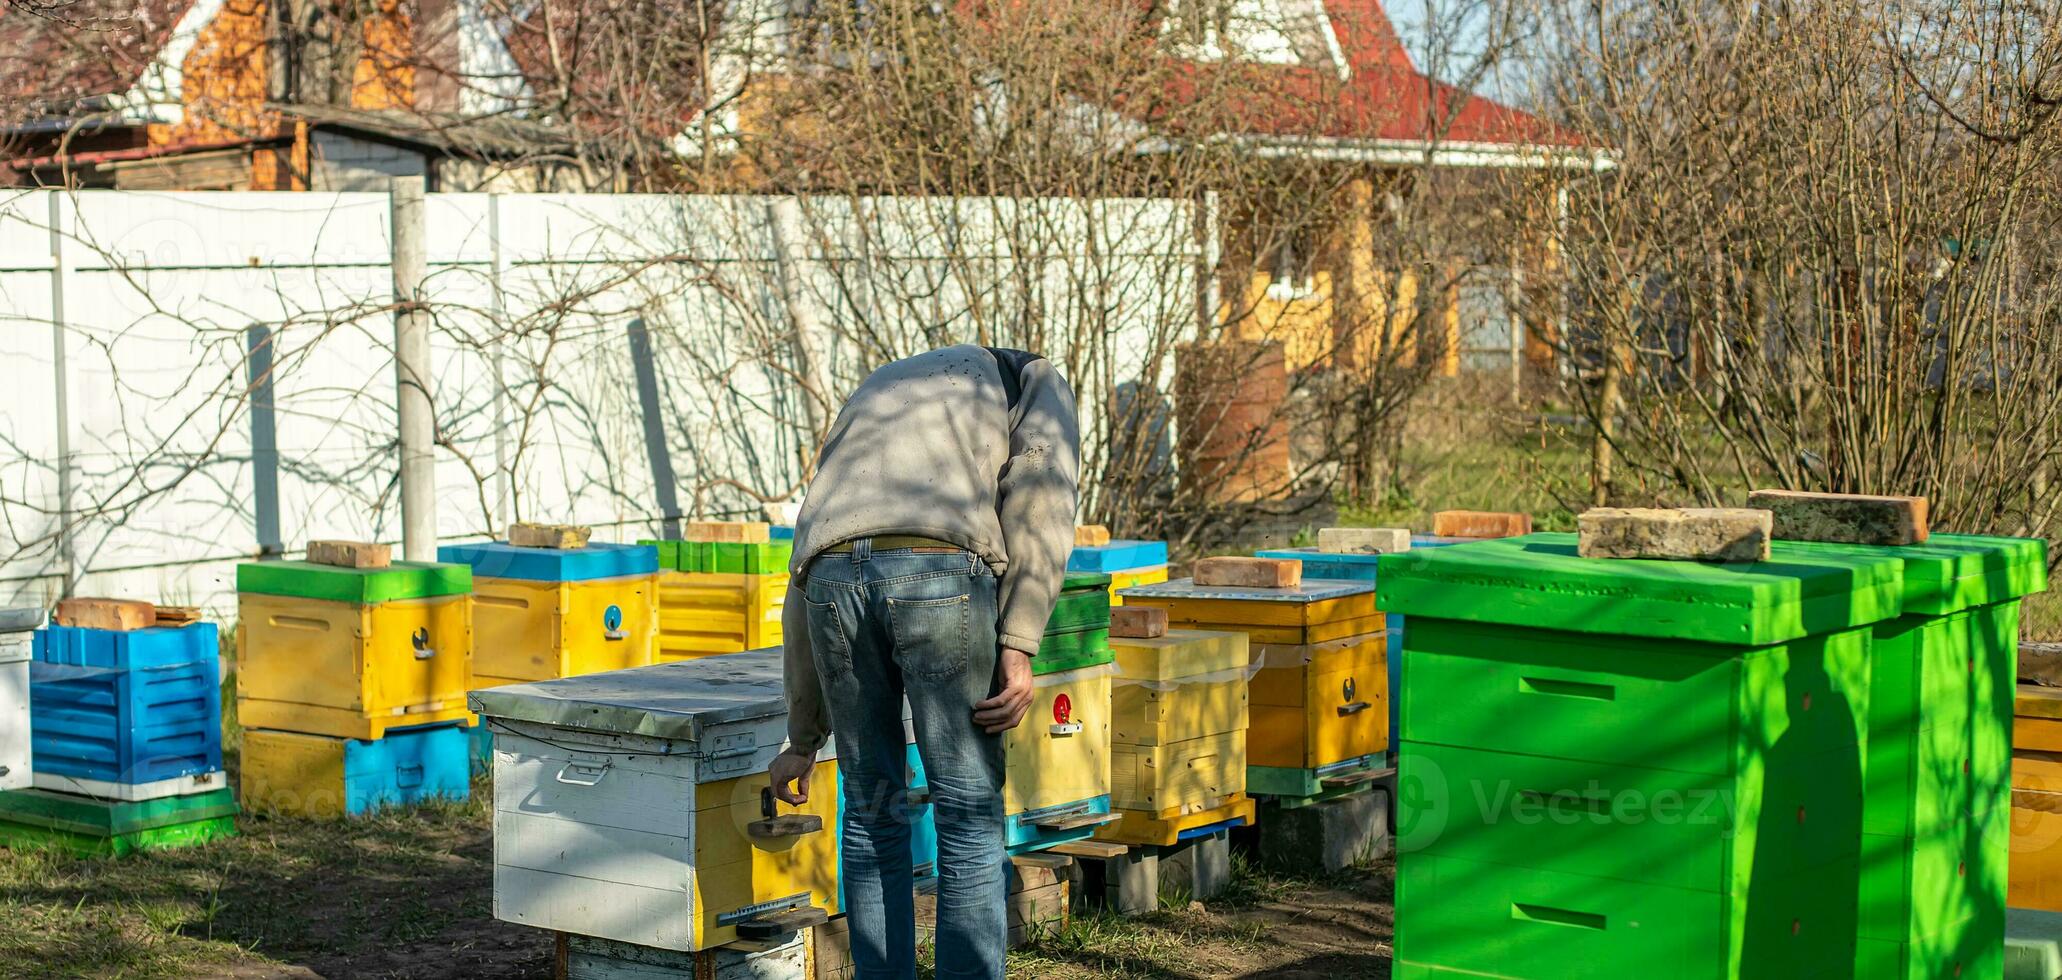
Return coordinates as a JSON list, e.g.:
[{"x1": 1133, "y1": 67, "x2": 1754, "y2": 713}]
[
  {"x1": 555, "y1": 761, "x2": 610, "y2": 786},
  {"x1": 1513, "y1": 902, "x2": 1607, "y2": 931},
  {"x1": 1337, "y1": 700, "x2": 1371, "y2": 716},
  {"x1": 751, "y1": 788, "x2": 823, "y2": 838},
  {"x1": 1519, "y1": 676, "x2": 1615, "y2": 701}
]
